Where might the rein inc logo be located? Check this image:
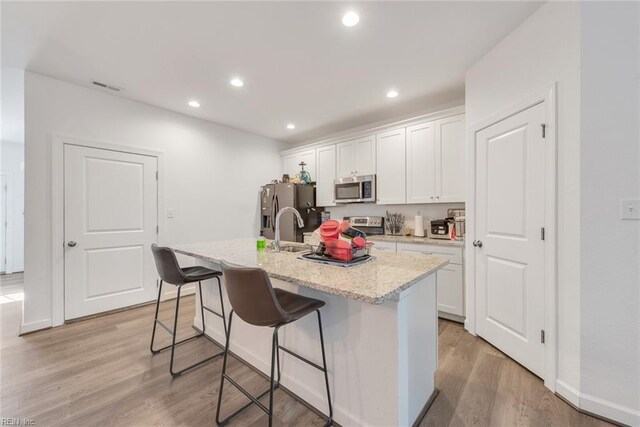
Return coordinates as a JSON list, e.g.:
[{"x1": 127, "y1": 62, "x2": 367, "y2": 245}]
[{"x1": 1, "y1": 419, "x2": 35, "y2": 425}]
